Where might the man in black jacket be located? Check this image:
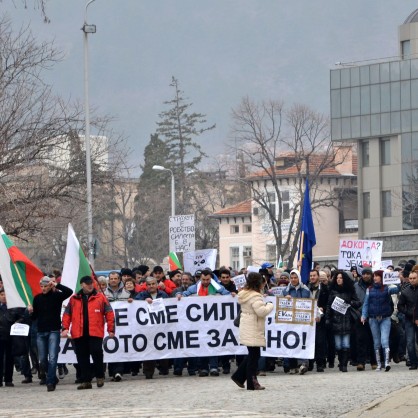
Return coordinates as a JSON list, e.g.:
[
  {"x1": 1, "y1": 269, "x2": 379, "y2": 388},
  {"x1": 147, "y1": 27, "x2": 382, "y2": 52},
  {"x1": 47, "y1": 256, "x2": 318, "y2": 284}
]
[
  {"x1": 398, "y1": 271, "x2": 418, "y2": 370},
  {"x1": 30, "y1": 276, "x2": 72, "y2": 392}
]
